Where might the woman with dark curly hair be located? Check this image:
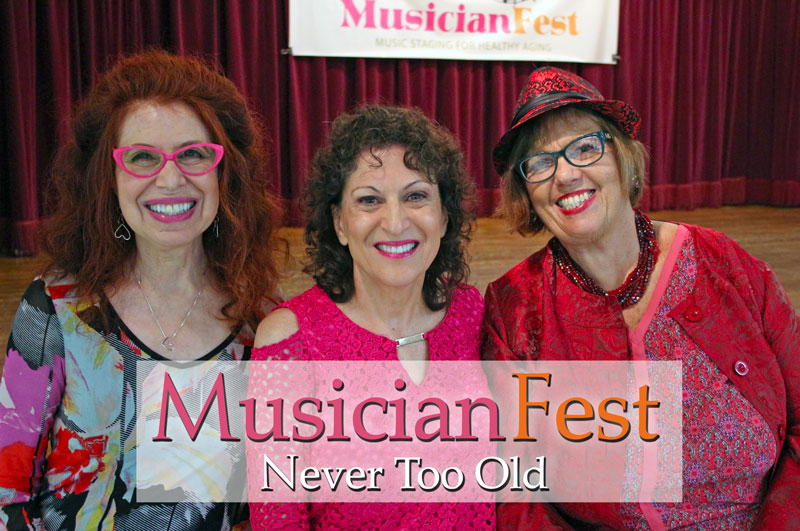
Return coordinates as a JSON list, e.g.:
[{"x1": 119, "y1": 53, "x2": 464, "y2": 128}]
[
  {"x1": 0, "y1": 50, "x2": 281, "y2": 529},
  {"x1": 248, "y1": 105, "x2": 494, "y2": 529}
]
